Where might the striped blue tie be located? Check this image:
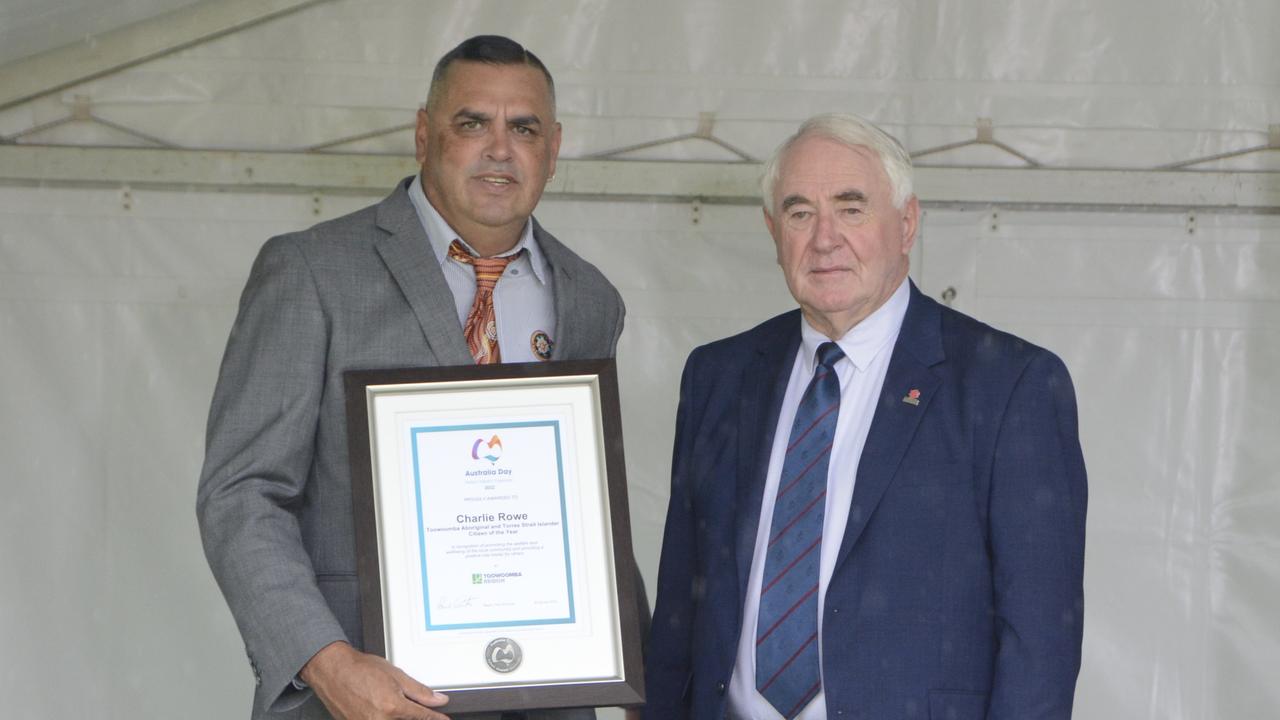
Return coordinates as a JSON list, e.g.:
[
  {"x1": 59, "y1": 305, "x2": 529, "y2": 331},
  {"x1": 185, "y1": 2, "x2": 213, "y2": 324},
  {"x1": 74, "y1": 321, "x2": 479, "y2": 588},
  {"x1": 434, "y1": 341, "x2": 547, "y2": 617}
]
[{"x1": 756, "y1": 341, "x2": 844, "y2": 719}]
